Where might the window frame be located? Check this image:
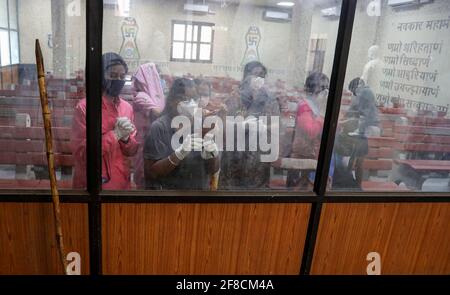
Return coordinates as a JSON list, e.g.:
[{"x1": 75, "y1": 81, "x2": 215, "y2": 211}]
[
  {"x1": 170, "y1": 20, "x2": 214, "y2": 63},
  {"x1": 0, "y1": 0, "x2": 449, "y2": 278},
  {"x1": 0, "y1": 0, "x2": 19, "y2": 66}
]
